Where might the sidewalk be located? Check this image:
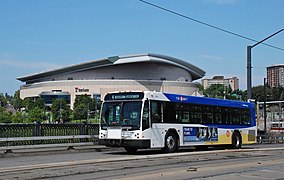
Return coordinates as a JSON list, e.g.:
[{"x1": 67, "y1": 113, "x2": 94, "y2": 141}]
[{"x1": 0, "y1": 145, "x2": 118, "y2": 157}]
